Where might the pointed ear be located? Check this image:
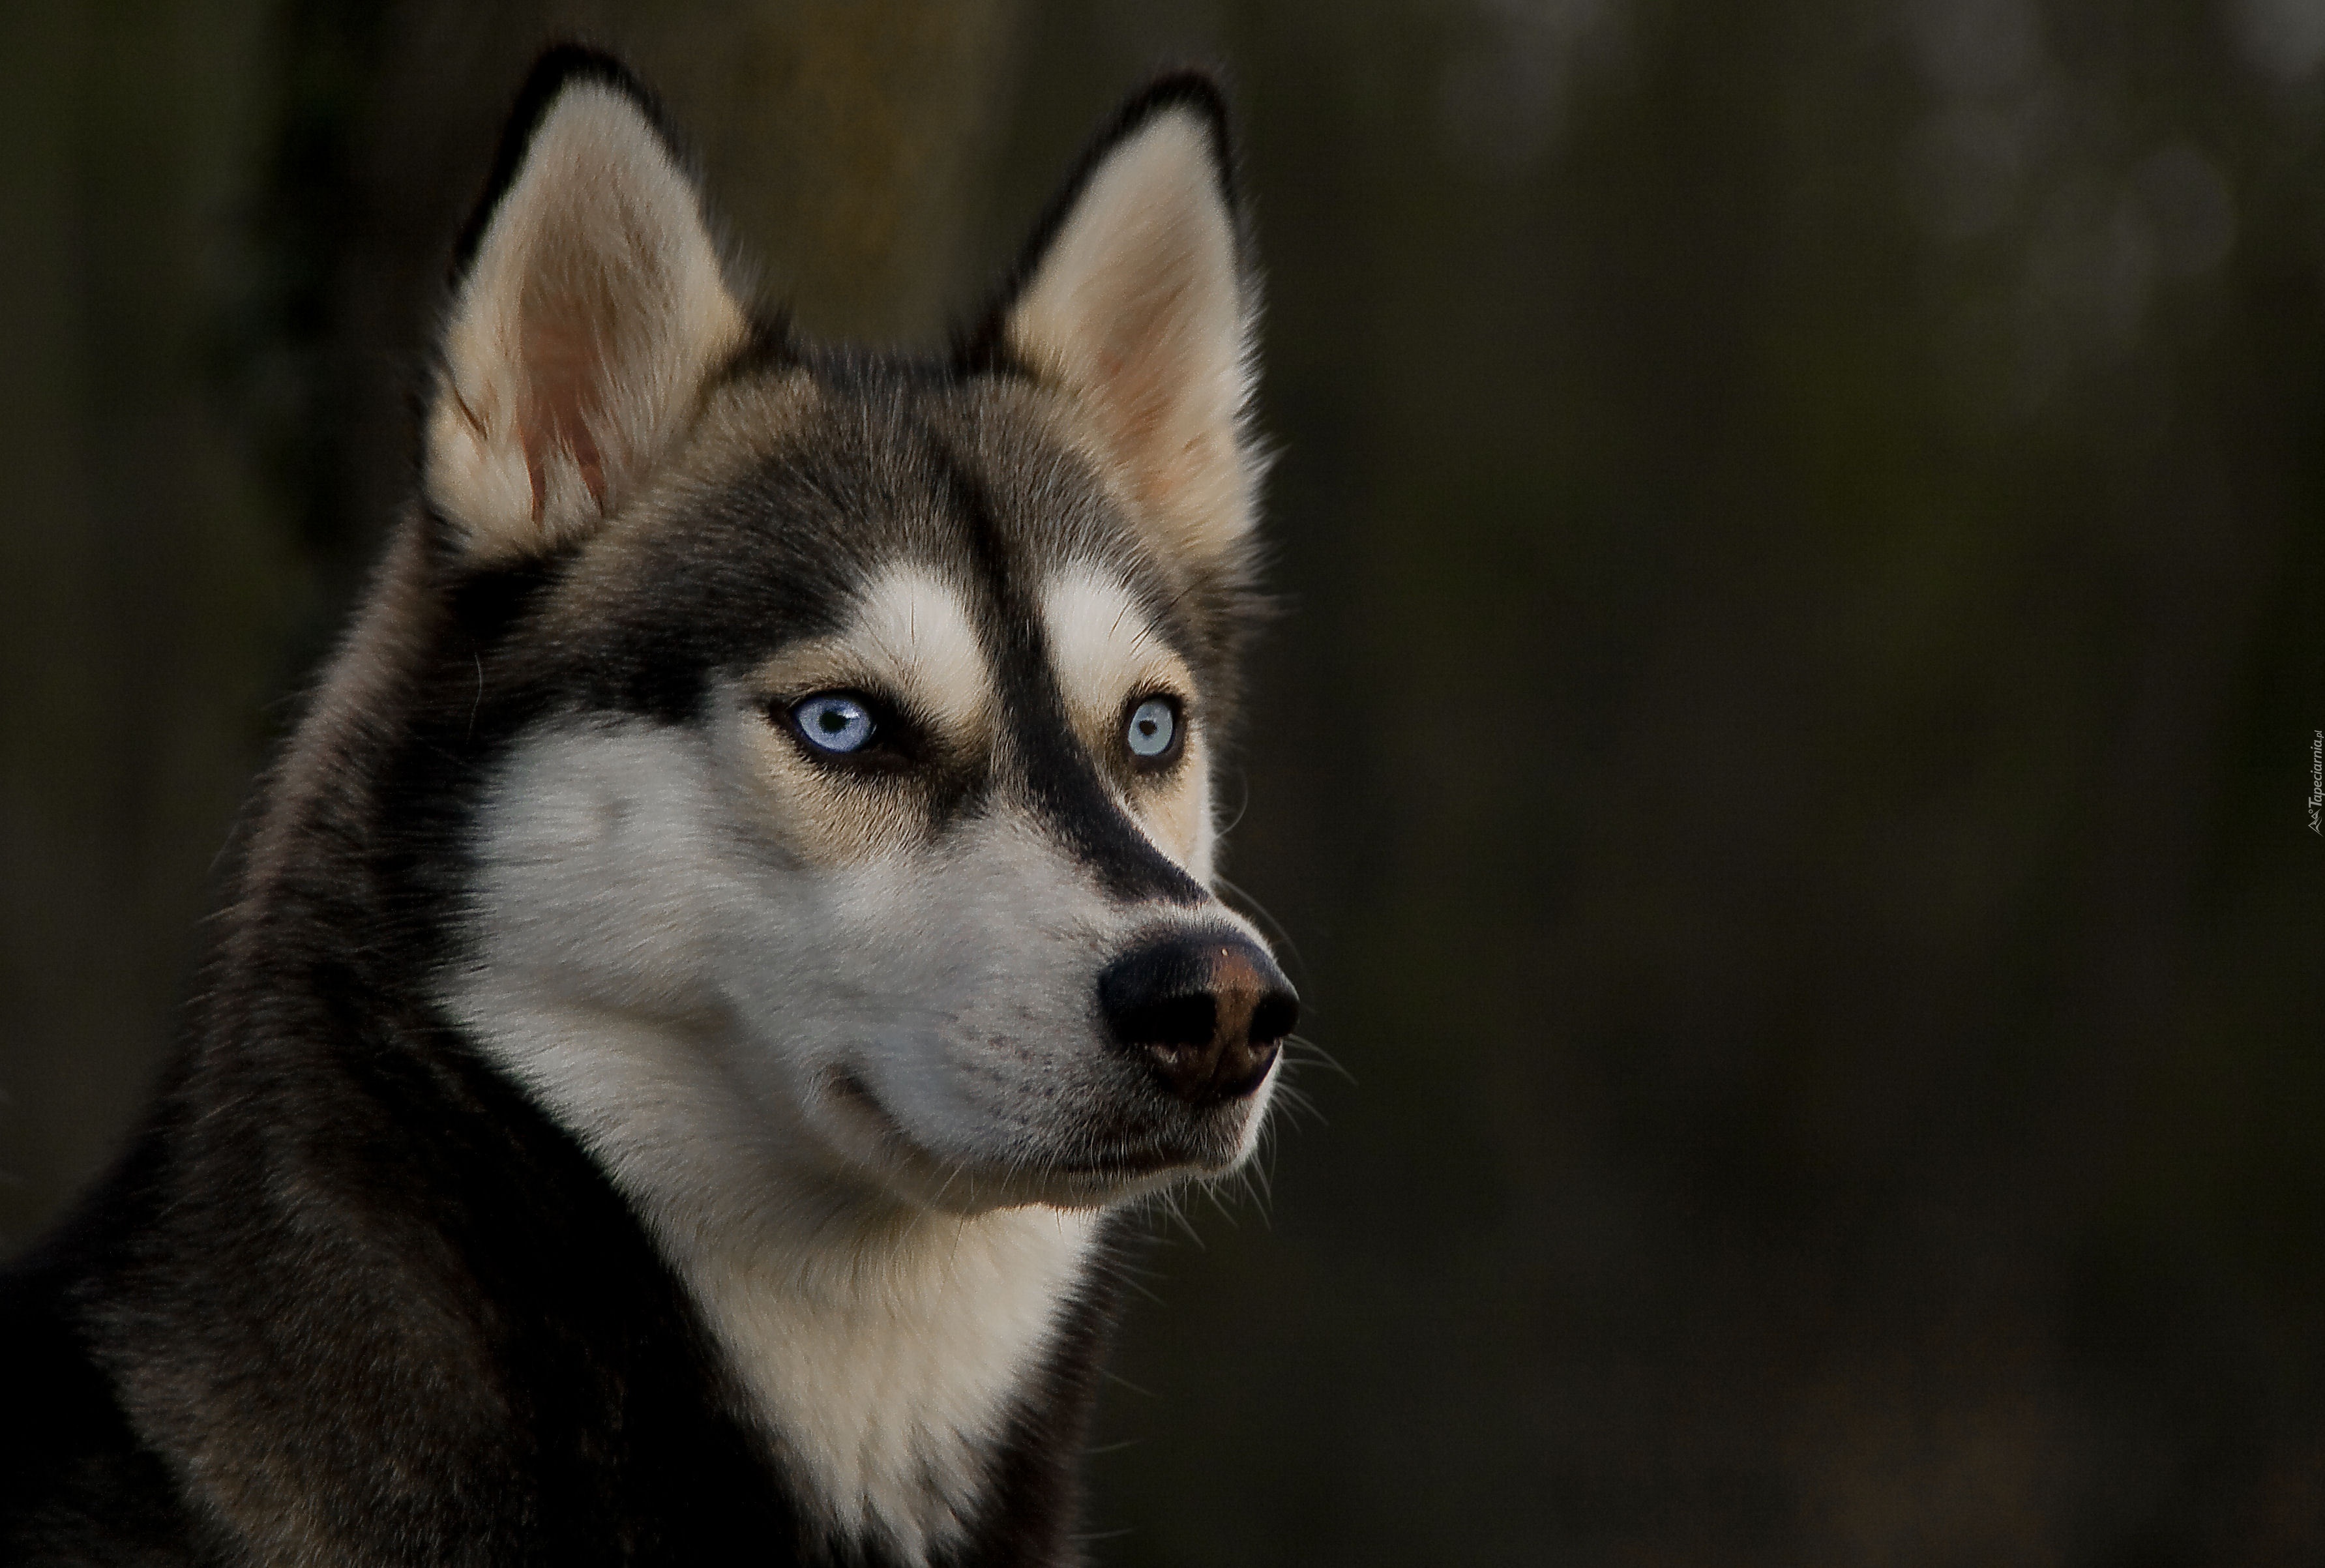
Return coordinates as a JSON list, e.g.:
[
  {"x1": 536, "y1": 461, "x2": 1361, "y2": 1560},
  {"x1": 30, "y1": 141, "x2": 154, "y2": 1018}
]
[
  {"x1": 424, "y1": 50, "x2": 748, "y2": 565},
  {"x1": 997, "y1": 76, "x2": 1260, "y2": 571}
]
